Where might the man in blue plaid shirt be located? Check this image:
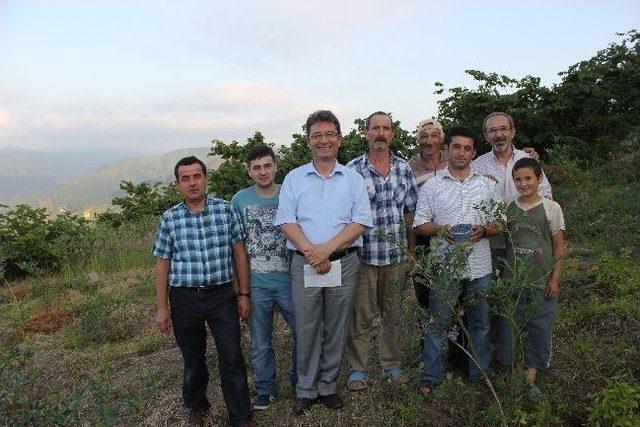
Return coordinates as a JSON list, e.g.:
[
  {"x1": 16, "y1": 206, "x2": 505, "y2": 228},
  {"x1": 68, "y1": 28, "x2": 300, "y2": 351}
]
[
  {"x1": 345, "y1": 111, "x2": 419, "y2": 391},
  {"x1": 152, "y1": 156, "x2": 255, "y2": 427}
]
